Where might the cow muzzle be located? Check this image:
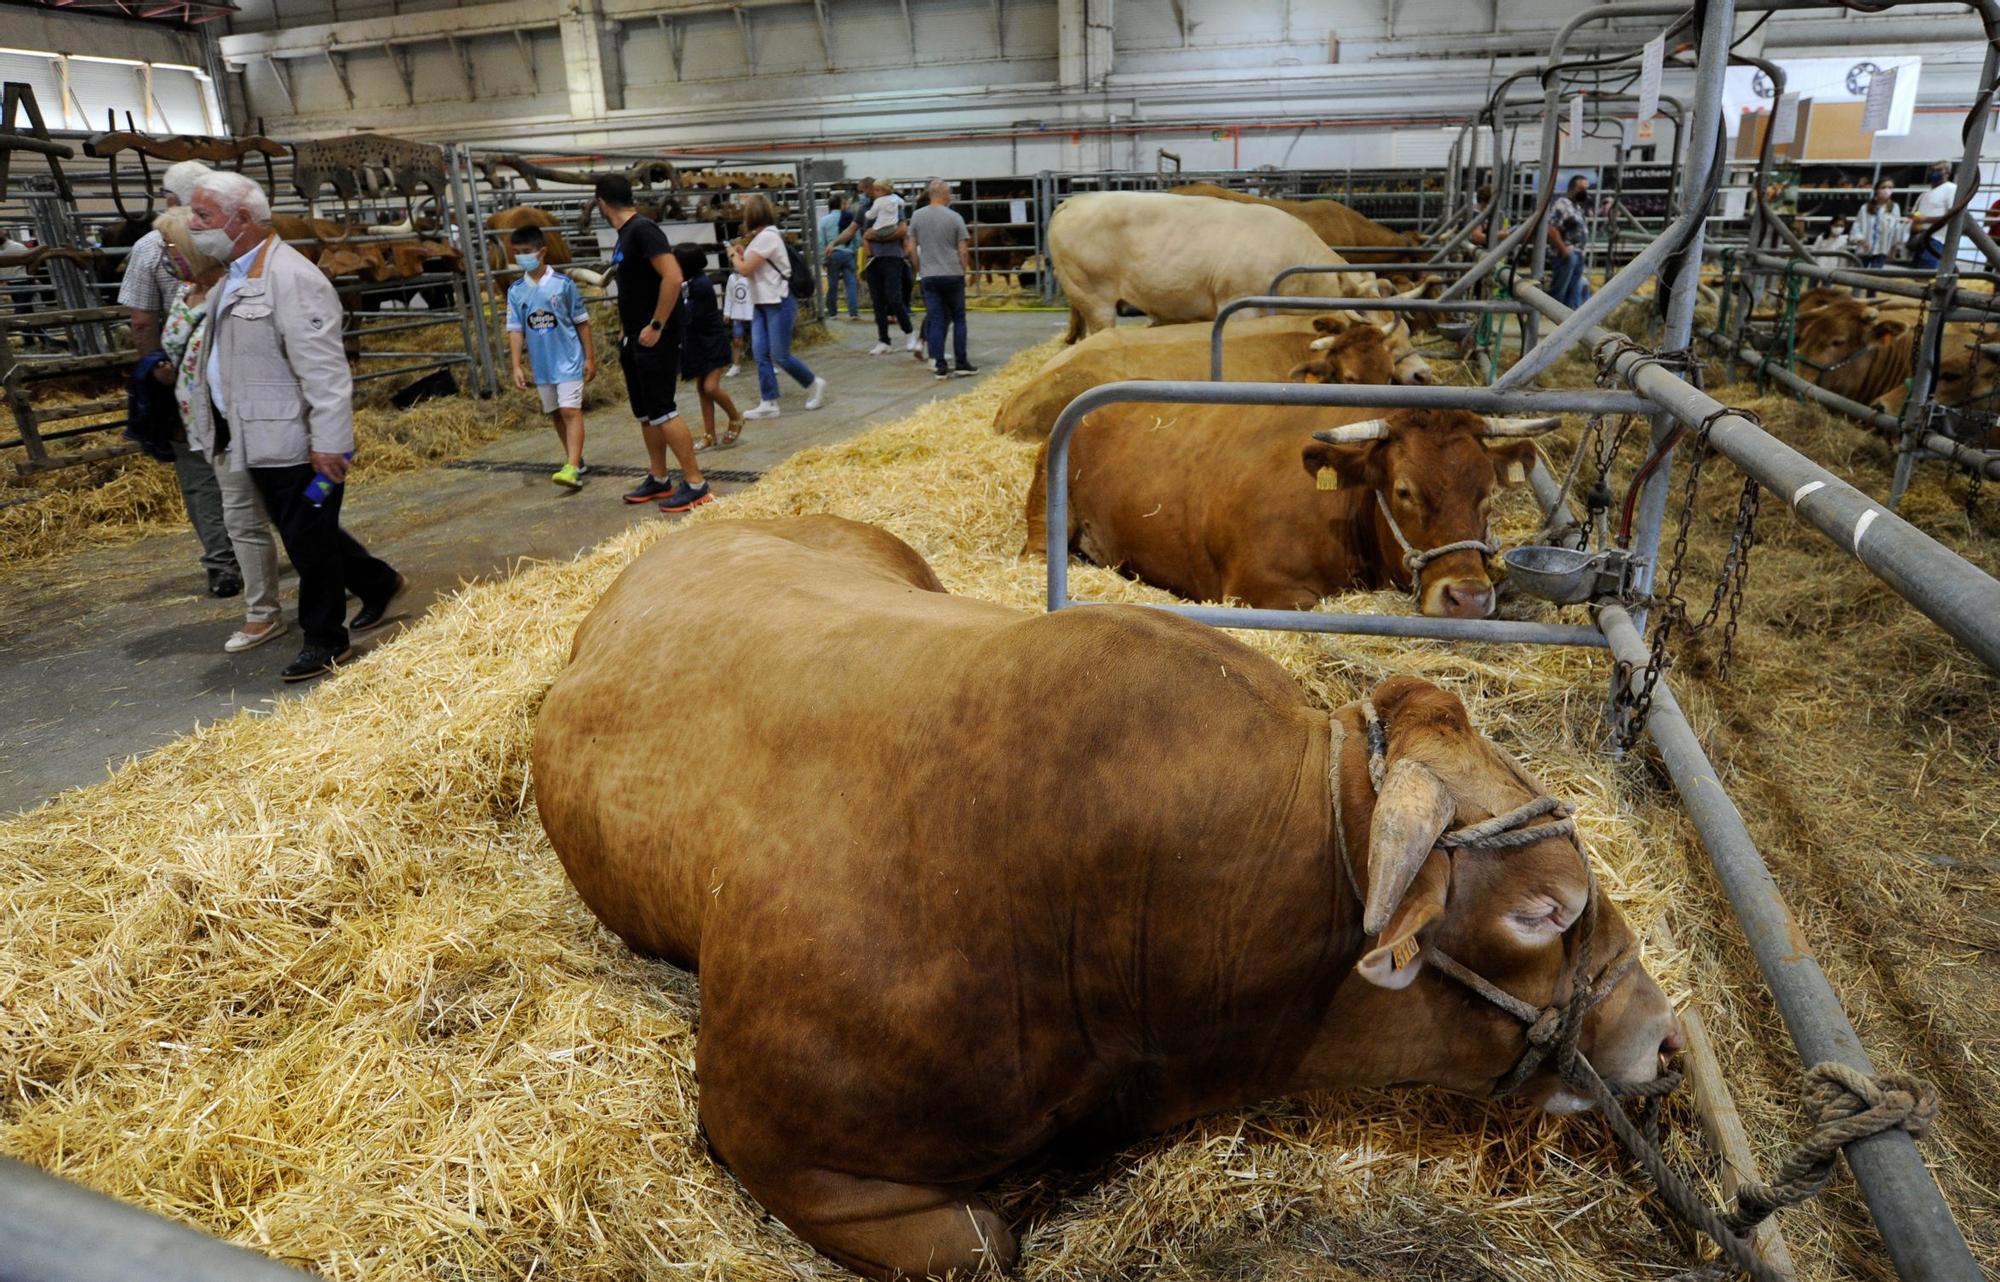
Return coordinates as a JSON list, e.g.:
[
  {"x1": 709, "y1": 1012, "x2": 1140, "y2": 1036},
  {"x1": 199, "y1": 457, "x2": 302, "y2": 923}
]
[{"x1": 1424, "y1": 575, "x2": 1496, "y2": 620}]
